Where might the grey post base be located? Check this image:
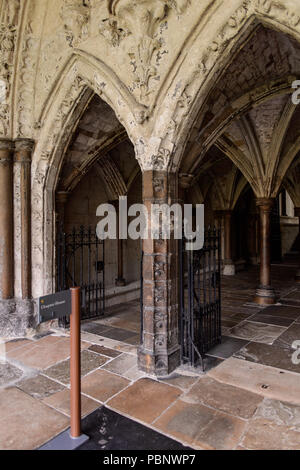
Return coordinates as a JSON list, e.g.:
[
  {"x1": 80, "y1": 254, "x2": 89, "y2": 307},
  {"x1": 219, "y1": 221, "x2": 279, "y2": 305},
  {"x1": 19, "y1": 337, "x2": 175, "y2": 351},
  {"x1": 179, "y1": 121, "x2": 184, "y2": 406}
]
[{"x1": 39, "y1": 429, "x2": 89, "y2": 450}]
